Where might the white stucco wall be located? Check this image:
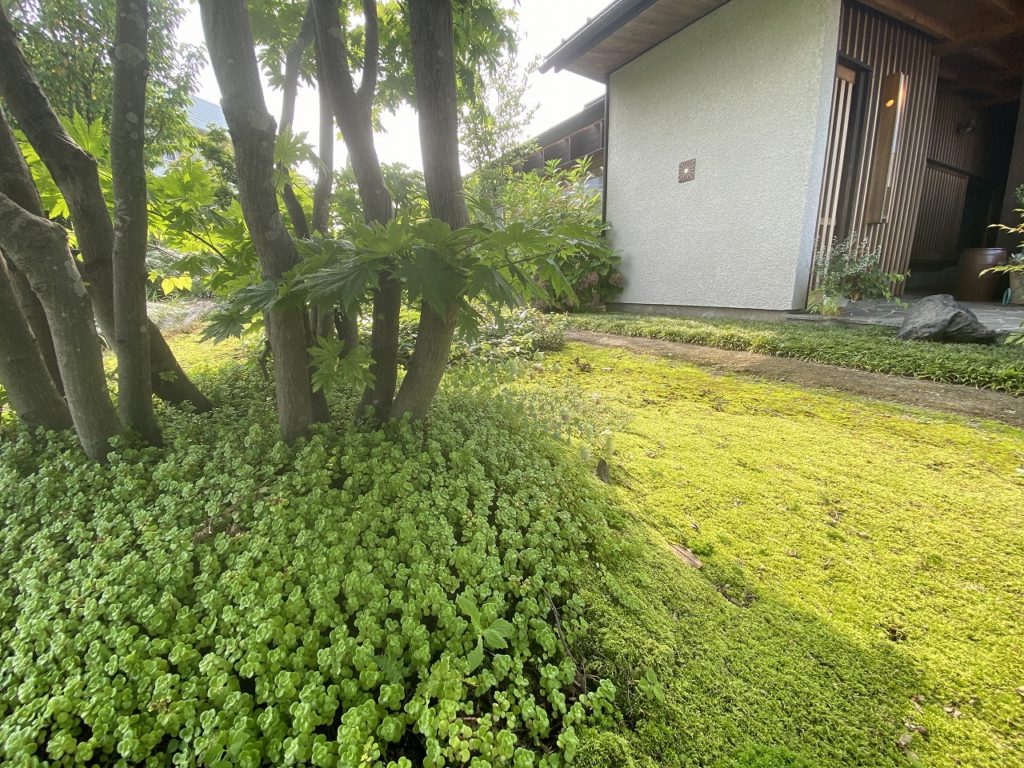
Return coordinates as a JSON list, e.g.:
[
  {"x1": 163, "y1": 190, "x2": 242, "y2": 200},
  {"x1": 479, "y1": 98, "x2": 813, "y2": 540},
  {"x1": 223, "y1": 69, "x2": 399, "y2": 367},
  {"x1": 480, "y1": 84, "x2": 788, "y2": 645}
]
[{"x1": 606, "y1": 0, "x2": 841, "y2": 311}]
